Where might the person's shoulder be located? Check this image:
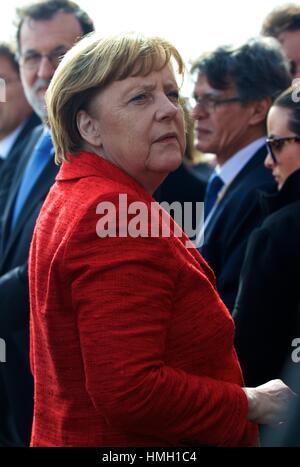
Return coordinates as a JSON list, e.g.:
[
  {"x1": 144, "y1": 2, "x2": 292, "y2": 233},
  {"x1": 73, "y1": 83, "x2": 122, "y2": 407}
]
[
  {"x1": 253, "y1": 200, "x2": 300, "y2": 255},
  {"x1": 263, "y1": 199, "x2": 300, "y2": 228}
]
